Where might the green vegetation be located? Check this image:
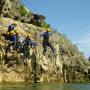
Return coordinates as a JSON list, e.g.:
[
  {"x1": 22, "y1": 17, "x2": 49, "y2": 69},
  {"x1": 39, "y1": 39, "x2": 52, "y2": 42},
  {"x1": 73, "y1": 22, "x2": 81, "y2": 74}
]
[
  {"x1": 41, "y1": 22, "x2": 51, "y2": 28},
  {"x1": 19, "y1": 5, "x2": 29, "y2": 16}
]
